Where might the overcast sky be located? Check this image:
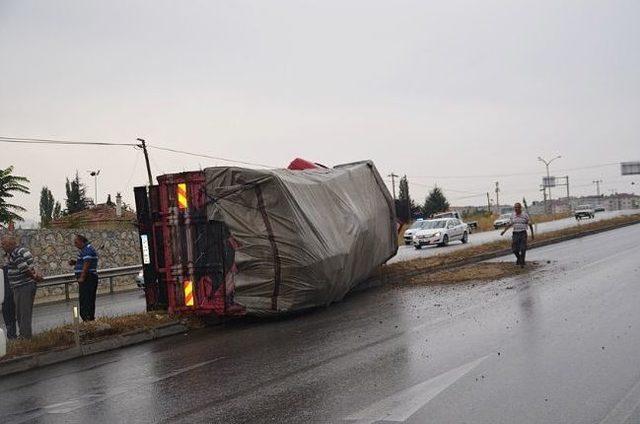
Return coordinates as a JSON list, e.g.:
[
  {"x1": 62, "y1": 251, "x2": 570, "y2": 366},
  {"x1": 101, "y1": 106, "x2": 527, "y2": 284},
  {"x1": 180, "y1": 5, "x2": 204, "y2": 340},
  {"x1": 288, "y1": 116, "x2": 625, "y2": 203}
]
[{"x1": 1, "y1": 0, "x2": 639, "y2": 224}]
